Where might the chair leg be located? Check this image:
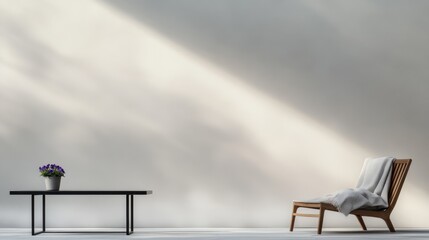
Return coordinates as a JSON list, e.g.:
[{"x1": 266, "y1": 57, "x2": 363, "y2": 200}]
[
  {"x1": 290, "y1": 204, "x2": 299, "y2": 232},
  {"x1": 355, "y1": 215, "x2": 367, "y2": 230},
  {"x1": 317, "y1": 207, "x2": 325, "y2": 234},
  {"x1": 383, "y1": 217, "x2": 396, "y2": 232}
]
